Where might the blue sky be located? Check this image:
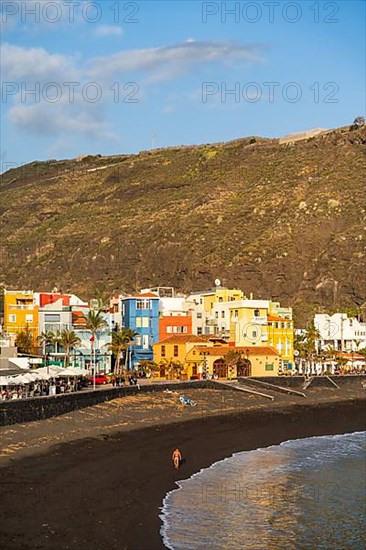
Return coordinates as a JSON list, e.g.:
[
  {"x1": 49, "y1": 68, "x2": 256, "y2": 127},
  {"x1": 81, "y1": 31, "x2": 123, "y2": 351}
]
[{"x1": 1, "y1": 0, "x2": 365, "y2": 169}]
